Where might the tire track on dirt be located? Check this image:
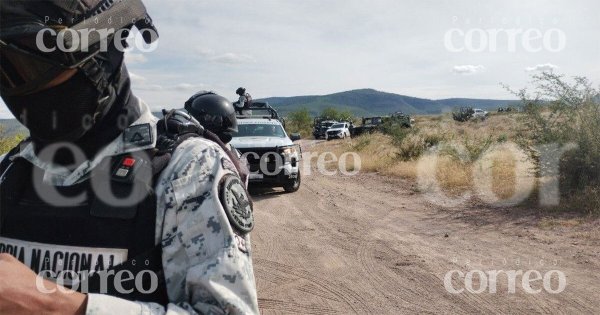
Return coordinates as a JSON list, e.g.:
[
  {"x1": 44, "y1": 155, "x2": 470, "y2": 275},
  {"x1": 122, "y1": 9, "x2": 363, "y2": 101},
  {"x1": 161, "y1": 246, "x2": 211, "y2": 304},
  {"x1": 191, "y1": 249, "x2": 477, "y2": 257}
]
[
  {"x1": 258, "y1": 298, "x2": 338, "y2": 315},
  {"x1": 255, "y1": 258, "x2": 372, "y2": 314},
  {"x1": 252, "y1": 142, "x2": 600, "y2": 314}
]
